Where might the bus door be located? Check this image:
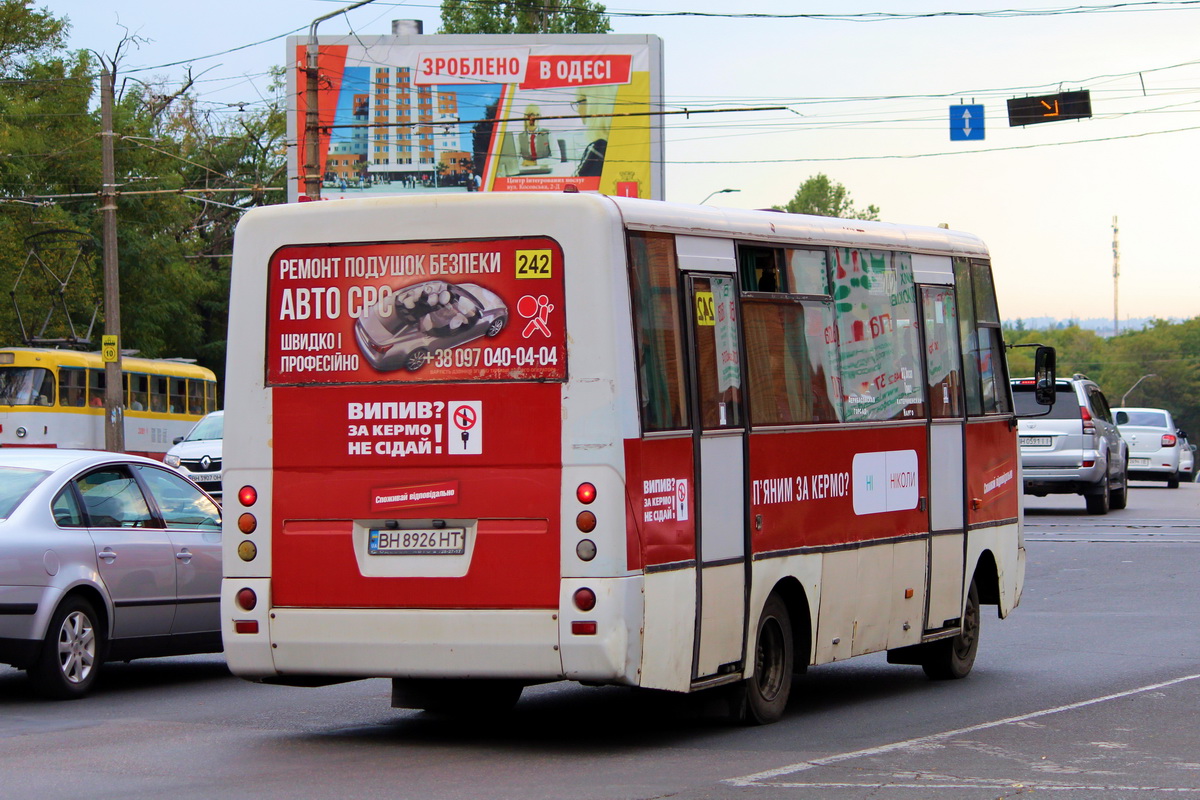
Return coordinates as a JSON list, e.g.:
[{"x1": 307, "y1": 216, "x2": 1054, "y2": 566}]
[
  {"x1": 684, "y1": 271, "x2": 748, "y2": 680},
  {"x1": 920, "y1": 283, "x2": 967, "y2": 632}
]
